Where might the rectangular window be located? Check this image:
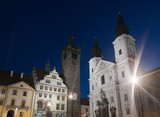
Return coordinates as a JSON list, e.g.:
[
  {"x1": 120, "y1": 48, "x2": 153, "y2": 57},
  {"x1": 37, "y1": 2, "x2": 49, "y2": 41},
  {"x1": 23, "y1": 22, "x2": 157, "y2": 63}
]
[
  {"x1": 119, "y1": 49, "x2": 122, "y2": 55},
  {"x1": 1, "y1": 89, "x2": 6, "y2": 94},
  {"x1": 110, "y1": 76, "x2": 112, "y2": 80},
  {"x1": 58, "y1": 89, "x2": 61, "y2": 92},
  {"x1": 61, "y1": 104, "x2": 65, "y2": 110},
  {"x1": 54, "y1": 88, "x2": 57, "y2": 92},
  {"x1": 21, "y1": 100, "x2": 25, "y2": 107},
  {"x1": 49, "y1": 94, "x2": 52, "y2": 98},
  {"x1": 101, "y1": 75, "x2": 105, "y2": 85},
  {"x1": 13, "y1": 90, "x2": 17, "y2": 95},
  {"x1": 57, "y1": 96, "x2": 60, "y2": 100},
  {"x1": 0, "y1": 100, "x2": 3, "y2": 105},
  {"x1": 45, "y1": 86, "x2": 48, "y2": 90},
  {"x1": 122, "y1": 71, "x2": 125, "y2": 78},
  {"x1": 11, "y1": 100, "x2": 15, "y2": 106},
  {"x1": 111, "y1": 97, "x2": 114, "y2": 102},
  {"x1": 39, "y1": 93, "x2": 42, "y2": 97},
  {"x1": 126, "y1": 108, "x2": 130, "y2": 114},
  {"x1": 44, "y1": 94, "x2": 47, "y2": 98},
  {"x1": 40, "y1": 85, "x2": 43, "y2": 90},
  {"x1": 23, "y1": 91, "x2": 27, "y2": 96},
  {"x1": 57, "y1": 82, "x2": 61, "y2": 85},
  {"x1": 49, "y1": 87, "x2": 52, "y2": 91},
  {"x1": 72, "y1": 53, "x2": 77, "y2": 59},
  {"x1": 124, "y1": 94, "x2": 128, "y2": 102},
  {"x1": 46, "y1": 80, "x2": 50, "y2": 83},
  {"x1": 62, "y1": 96, "x2": 65, "y2": 101},
  {"x1": 56, "y1": 104, "x2": 60, "y2": 110},
  {"x1": 92, "y1": 85, "x2": 94, "y2": 90},
  {"x1": 52, "y1": 75, "x2": 56, "y2": 79},
  {"x1": 62, "y1": 89, "x2": 65, "y2": 93}
]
